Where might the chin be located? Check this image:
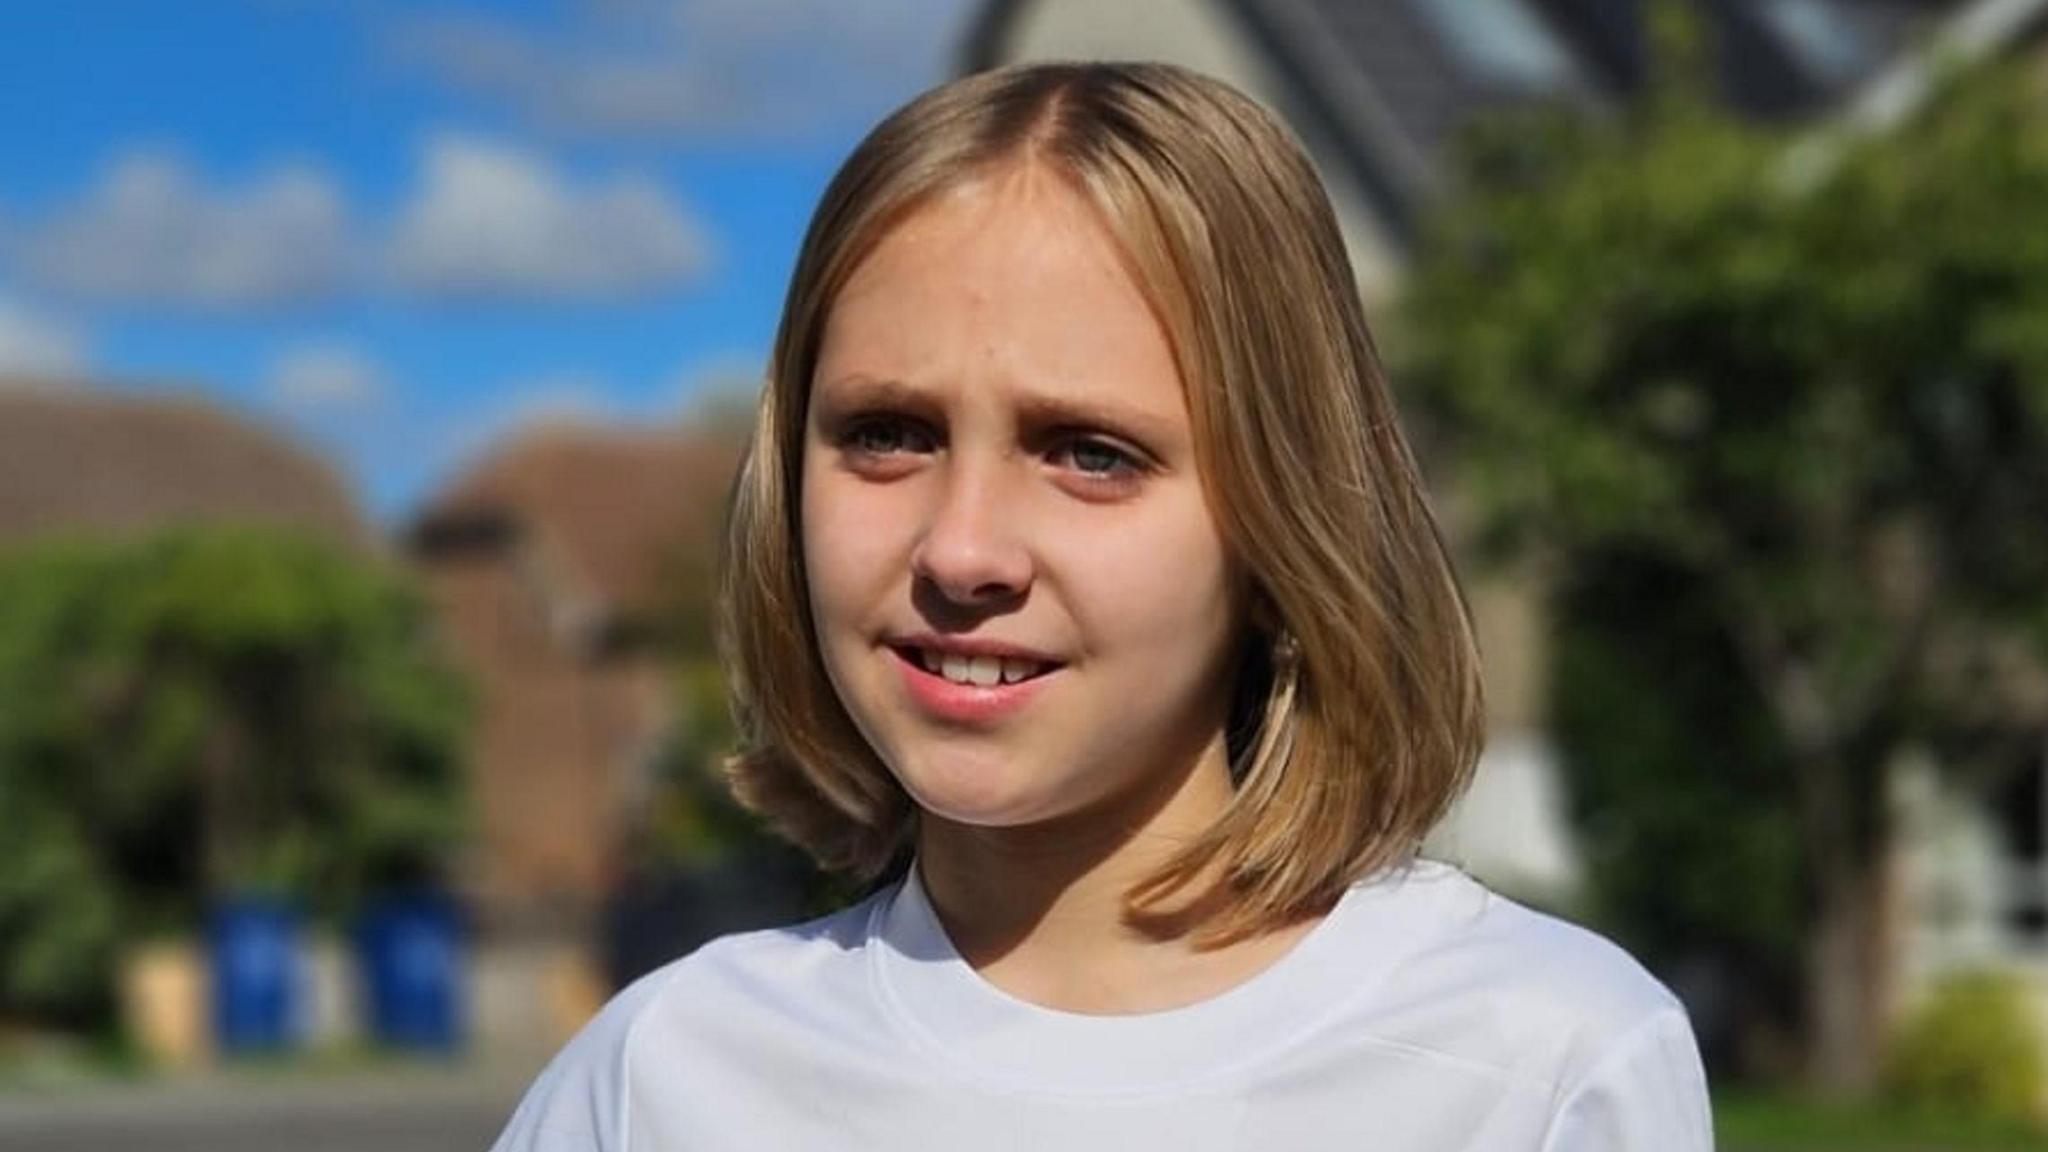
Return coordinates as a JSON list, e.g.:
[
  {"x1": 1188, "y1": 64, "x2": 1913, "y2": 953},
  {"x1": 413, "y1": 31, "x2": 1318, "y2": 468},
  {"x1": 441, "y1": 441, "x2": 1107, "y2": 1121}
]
[{"x1": 887, "y1": 748, "x2": 1070, "y2": 831}]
